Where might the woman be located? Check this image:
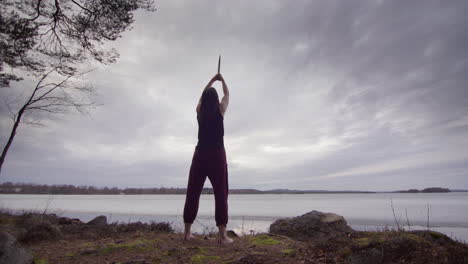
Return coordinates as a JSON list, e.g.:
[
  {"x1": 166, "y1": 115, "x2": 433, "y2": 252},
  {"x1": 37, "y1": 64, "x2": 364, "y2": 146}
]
[{"x1": 183, "y1": 72, "x2": 233, "y2": 244}]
